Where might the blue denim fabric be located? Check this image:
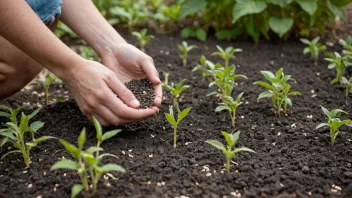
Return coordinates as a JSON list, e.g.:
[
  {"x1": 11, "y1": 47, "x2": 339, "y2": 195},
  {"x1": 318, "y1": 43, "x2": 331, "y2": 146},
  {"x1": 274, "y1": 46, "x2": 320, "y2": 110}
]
[{"x1": 26, "y1": 0, "x2": 63, "y2": 24}]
